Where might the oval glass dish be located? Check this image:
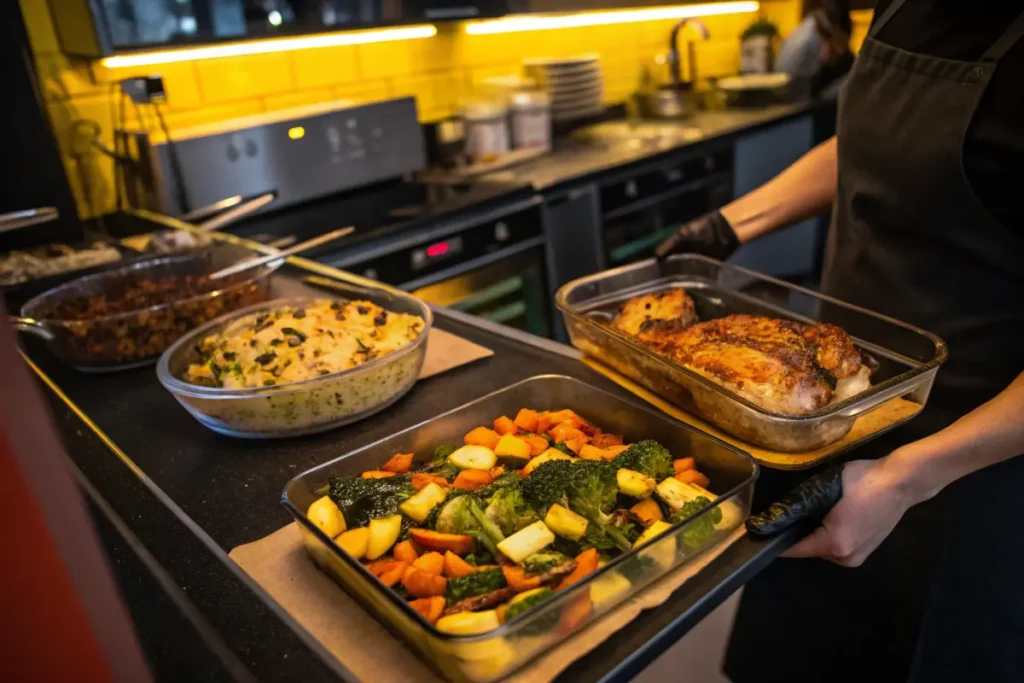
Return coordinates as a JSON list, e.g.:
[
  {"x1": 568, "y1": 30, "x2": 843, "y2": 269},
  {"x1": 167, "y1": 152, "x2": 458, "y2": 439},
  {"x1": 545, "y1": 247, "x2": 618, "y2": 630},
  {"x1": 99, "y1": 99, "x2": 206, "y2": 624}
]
[
  {"x1": 13, "y1": 244, "x2": 272, "y2": 371},
  {"x1": 157, "y1": 290, "x2": 432, "y2": 438}
]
